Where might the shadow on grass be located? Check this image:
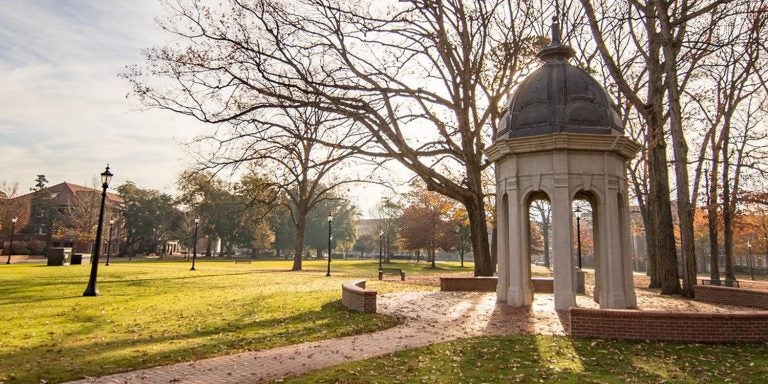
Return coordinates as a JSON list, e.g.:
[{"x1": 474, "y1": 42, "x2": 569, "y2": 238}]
[
  {"x1": 281, "y1": 335, "x2": 679, "y2": 384},
  {"x1": 0, "y1": 299, "x2": 396, "y2": 384},
  {"x1": 0, "y1": 270, "x2": 286, "y2": 305}
]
